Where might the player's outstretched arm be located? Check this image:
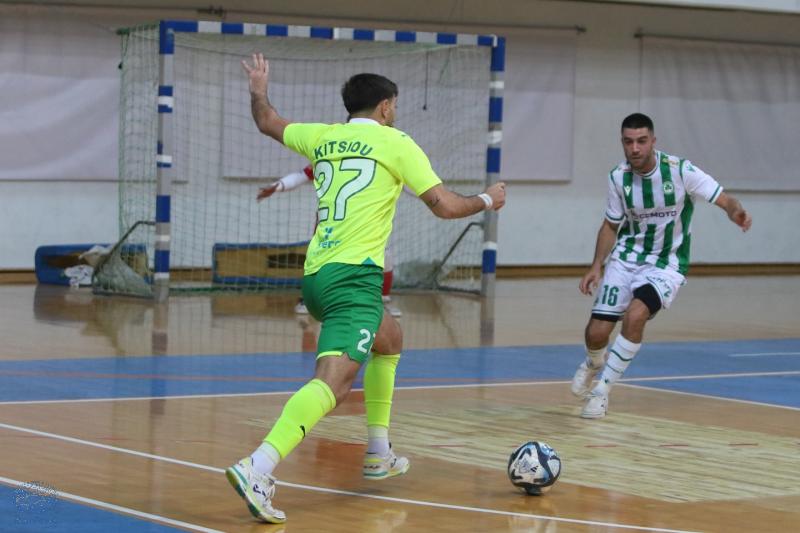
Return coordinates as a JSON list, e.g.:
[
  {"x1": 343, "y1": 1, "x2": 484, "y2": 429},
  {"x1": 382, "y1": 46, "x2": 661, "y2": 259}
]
[
  {"x1": 241, "y1": 53, "x2": 290, "y2": 144},
  {"x1": 420, "y1": 182, "x2": 506, "y2": 220},
  {"x1": 714, "y1": 192, "x2": 752, "y2": 232},
  {"x1": 256, "y1": 167, "x2": 313, "y2": 202},
  {"x1": 579, "y1": 219, "x2": 619, "y2": 296}
]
